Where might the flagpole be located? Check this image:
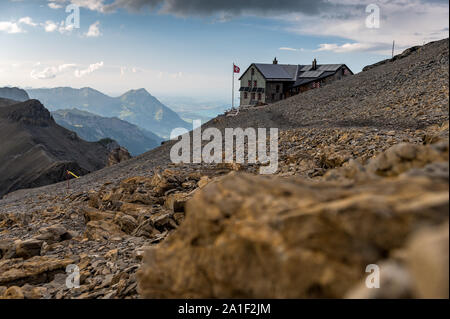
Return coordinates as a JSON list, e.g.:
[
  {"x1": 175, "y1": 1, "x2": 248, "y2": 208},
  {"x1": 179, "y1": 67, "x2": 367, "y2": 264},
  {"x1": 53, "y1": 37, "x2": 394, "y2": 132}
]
[{"x1": 232, "y1": 62, "x2": 234, "y2": 109}]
